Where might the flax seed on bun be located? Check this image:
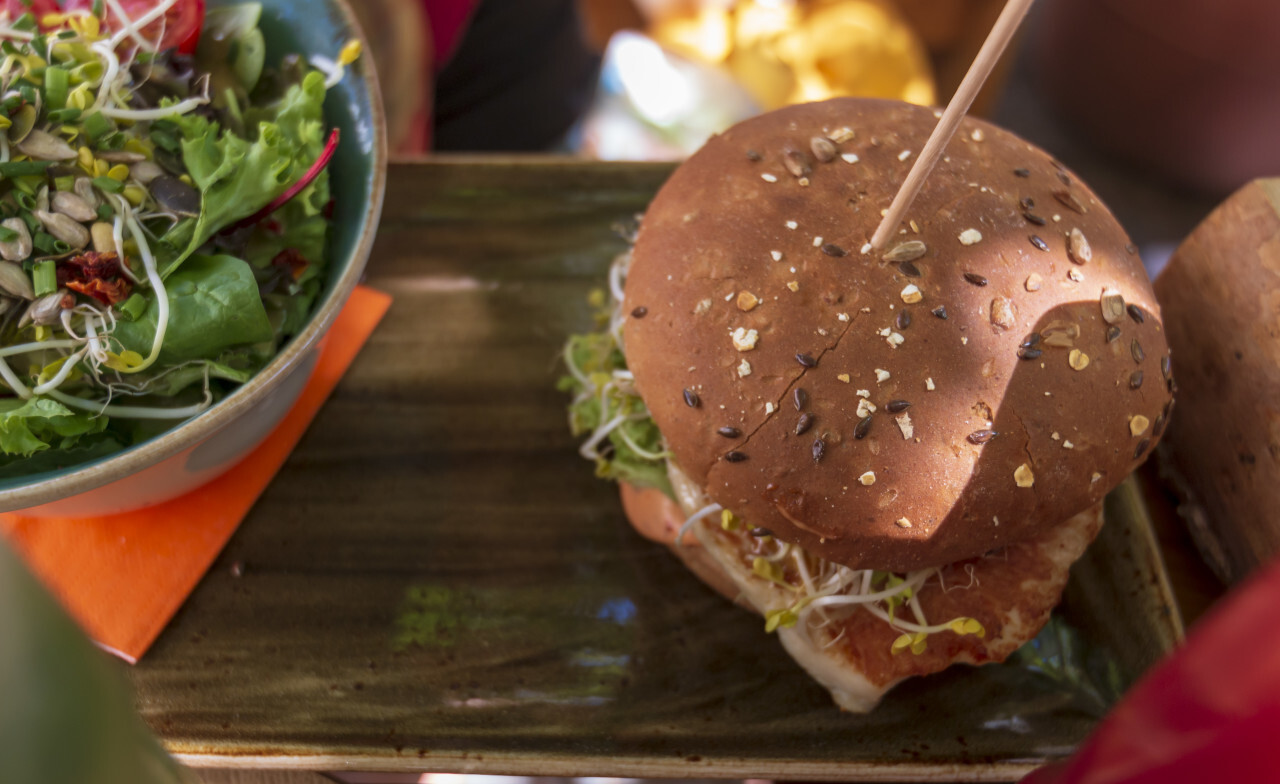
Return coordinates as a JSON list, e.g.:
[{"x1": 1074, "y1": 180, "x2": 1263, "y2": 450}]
[{"x1": 622, "y1": 97, "x2": 1173, "y2": 572}]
